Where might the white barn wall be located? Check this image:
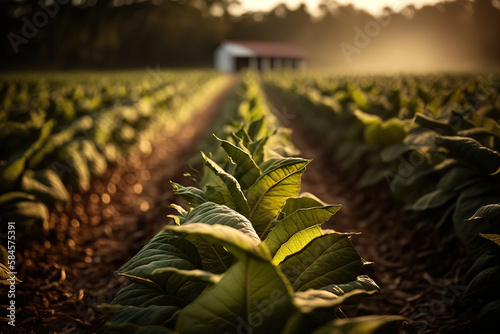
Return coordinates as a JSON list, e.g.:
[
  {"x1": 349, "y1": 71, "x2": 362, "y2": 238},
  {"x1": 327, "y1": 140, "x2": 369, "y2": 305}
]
[{"x1": 214, "y1": 43, "x2": 255, "y2": 72}]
